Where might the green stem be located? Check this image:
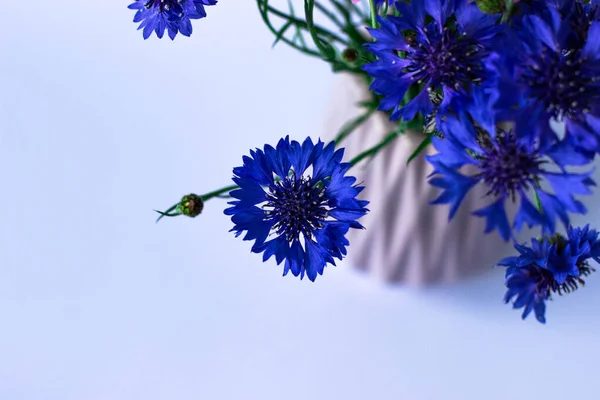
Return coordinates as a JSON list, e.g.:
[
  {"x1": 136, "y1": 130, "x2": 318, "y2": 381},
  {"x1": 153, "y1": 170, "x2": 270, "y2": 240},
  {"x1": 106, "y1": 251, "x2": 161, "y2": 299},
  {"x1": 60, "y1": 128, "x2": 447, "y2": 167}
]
[
  {"x1": 155, "y1": 184, "x2": 238, "y2": 223},
  {"x1": 257, "y1": 2, "x2": 321, "y2": 59},
  {"x1": 534, "y1": 187, "x2": 544, "y2": 215},
  {"x1": 261, "y1": 0, "x2": 349, "y2": 46},
  {"x1": 326, "y1": 0, "x2": 368, "y2": 45},
  {"x1": 368, "y1": 0, "x2": 377, "y2": 30},
  {"x1": 304, "y1": 0, "x2": 337, "y2": 62},
  {"x1": 348, "y1": 125, "x2": 404, "y2": 165},
  {"x1": 154, "y1": 203, "x2": 182, "y2": 223},
  {"x1": 258, "y1": 0, "x2": 364, "y2": 73},
  {"x1": 501, "y1": 1, "x2": 515, "y2": 24},
  {"x1": 334, "y1": 104, "x2": 378, "y2": 145},
  {"x1": 315, "y1": 2, "x2": 345, "y2": 29},
  {"x1": 201, "y1": 184, "x2": 239, "y2": 202}
]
